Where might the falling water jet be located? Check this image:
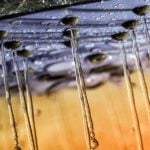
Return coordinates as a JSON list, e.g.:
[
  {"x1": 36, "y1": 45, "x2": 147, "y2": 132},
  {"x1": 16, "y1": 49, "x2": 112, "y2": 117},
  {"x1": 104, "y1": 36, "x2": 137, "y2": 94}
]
[
  {"x1": 69, "y1": 25, "x2": 99, "y2": 150},
  {"x1": 0, "y1": 31, "x2": 21, "y2": 150},
  {"x1": 85, "y1": 38, "x2": 128, "y2": 149},
  {"x1": 122, "y1": 20, "x2": 150, "y2": 123},
  {"x1": 132, "y1": 29, "x2": 150, "y2": 122},
  {"x1": 17, "y1": 49, "x2": 39, "y2": 150},
  {"x1": 61, "y1": 16, "x2": 99, "y2": 150},
  {"x1": 133, "y1": 5, "x2": 150, "y2": 57},
  {"x1": 4, "y1": 40, "x2": 35, "y2": 150},
  {"x1": 112, "y1": 32, "x2": 144, "y2": 150},
  {"x1": 62, "y1": 17, "x2": 91, "y2": 150},
  {"x1": 142, "y1": 17, "x2": 150, "y2": 58},
  {"x1": 12, "y1": 47, "x2": 35, "y2": 150}
]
